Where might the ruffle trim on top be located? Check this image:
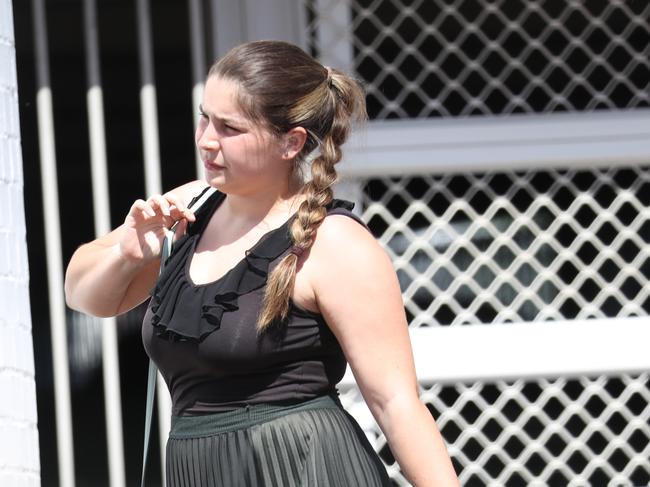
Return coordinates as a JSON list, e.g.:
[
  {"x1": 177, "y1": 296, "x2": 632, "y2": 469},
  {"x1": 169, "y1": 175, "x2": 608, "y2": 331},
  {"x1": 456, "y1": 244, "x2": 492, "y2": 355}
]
[{"x1": 149, "y1": 195, "x2": 355, "y2": 342}]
